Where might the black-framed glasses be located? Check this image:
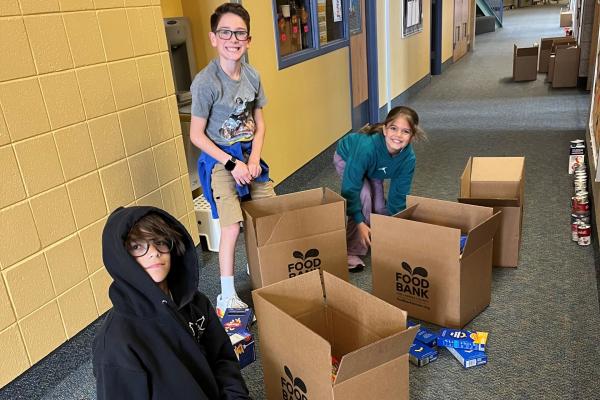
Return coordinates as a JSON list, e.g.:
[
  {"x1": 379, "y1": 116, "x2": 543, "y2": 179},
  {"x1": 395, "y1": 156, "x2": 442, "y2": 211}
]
[
  {"x1": 215, "y1": 29, "x2": 250, "y2": 41},
  {"x1": 126, "y1": 239, "x2": 173, "y2": 258}
]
